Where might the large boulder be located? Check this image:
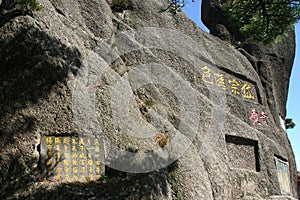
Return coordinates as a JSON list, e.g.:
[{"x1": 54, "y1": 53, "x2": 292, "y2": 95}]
[{"x1": 0, "y1": 0, "x2": 297, "y2": 199}]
